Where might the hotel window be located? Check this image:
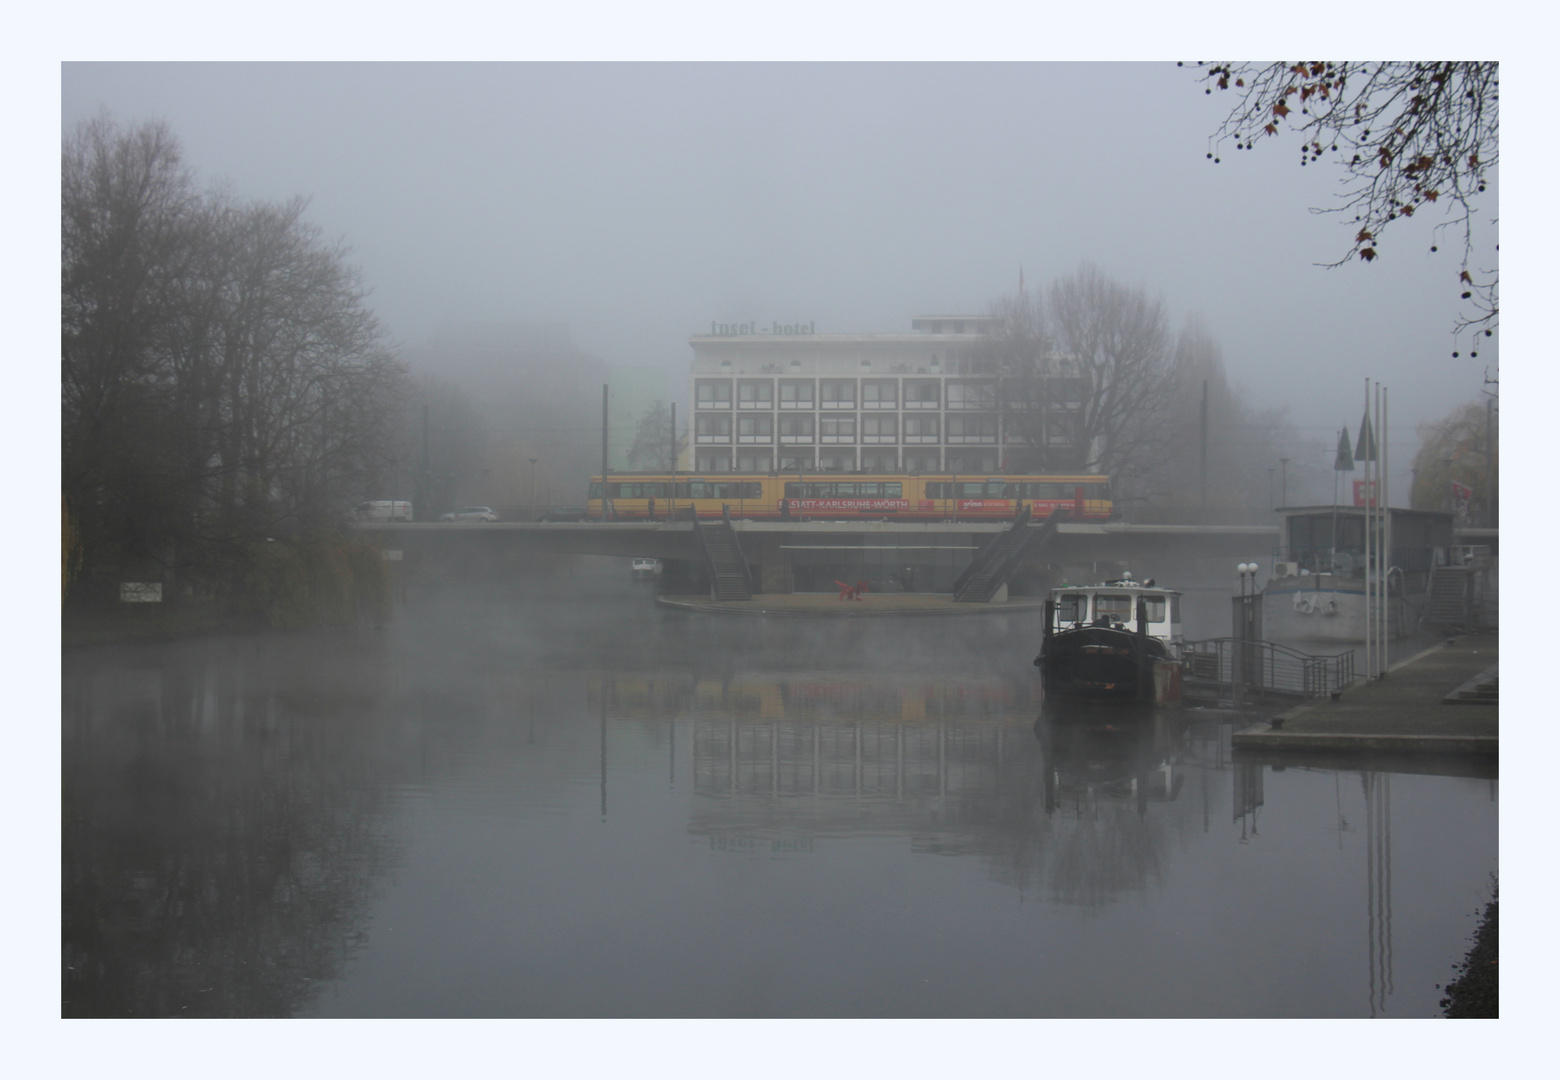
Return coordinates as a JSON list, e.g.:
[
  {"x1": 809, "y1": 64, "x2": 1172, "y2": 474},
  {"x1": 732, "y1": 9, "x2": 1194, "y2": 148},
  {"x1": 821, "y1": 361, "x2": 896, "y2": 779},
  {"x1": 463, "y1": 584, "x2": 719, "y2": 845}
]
[
  {"x1": 902, "y1": 450, "x2": 940, "y2": 473},
  {"x1": 861, "y1": 414, "x2": 897, "y2": 443},
  {"x1": 817, "y1": 451, "x2": 855, "y2": 472},
  {"x1": 944, "y1": 450, "x2": 999, "y2": 473},
  {"x1": 695, "y1": 380, "x2": 732, "y2": 408},
  {"x1": 820, "y1": 379, "x2": 856, "y2": 409},
  {"x1": 946, "y1": 414, "x2": 998, "y2": 444},
  {"x1": 779, "y1": 449, "x2": 814, "y2": 470},
  {"x1": 736, "y1": 450, "x2": 773, "y2": 473},
  {"x1": 946, "y1": 380, "x2": 996, "y2": 410},
  {"x1": 903, "y1": 415, "x2": 940, "y2": 444},
  {"x1": 694, "y1": 414, "x2": 732, "y2": 443},
  {"x1": 778, "y1": 414, "x2": 815, "y2": 443},
  {"x1": 861, "y1": 379, "x2": 898, "y2": 409},
  {"x1": 859, "y1": 449, "x2": 899, "y2": 472},
  {"x1": 904, "y1": 379, "x2": 940, "y2": 408},
  {"x1": 779, "y1": 379, "x2": 815, "y2": 409},
  {"x1": 737, "y1": 415, "x2": 774, "y2": 443},
  {"x1": 819, "y1": 416, "x2": 857, "y2": 444},
  {"x1": 737, "y1": 380, "x2": 773, "y2": 409},
  {"x1": 694, "y1": 449, "x2": 732, "y2": 472}
]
